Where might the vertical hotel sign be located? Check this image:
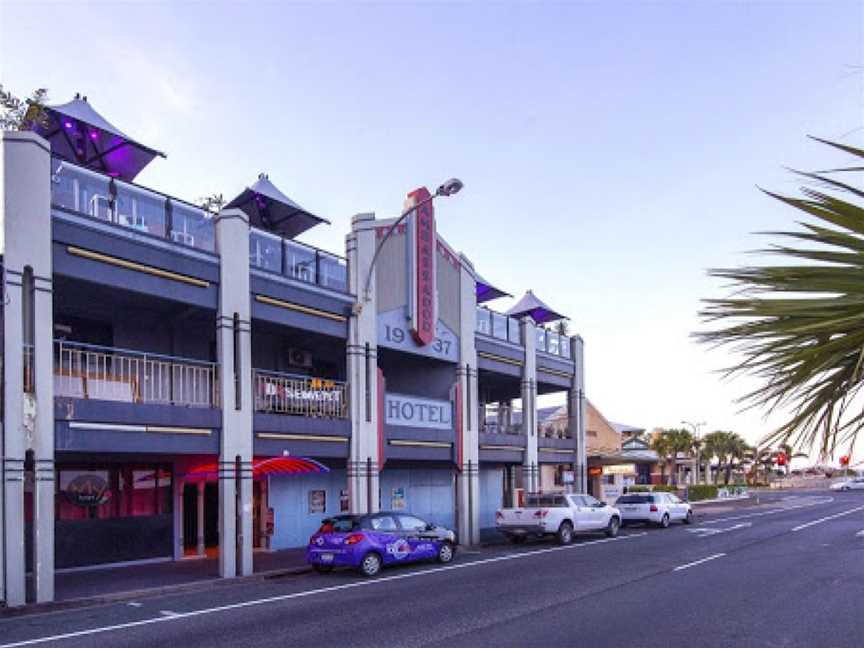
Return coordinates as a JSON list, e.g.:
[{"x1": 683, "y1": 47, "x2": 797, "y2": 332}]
[{"x1": 406, "y1": 187, "x2": 436, "y2": 346}]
